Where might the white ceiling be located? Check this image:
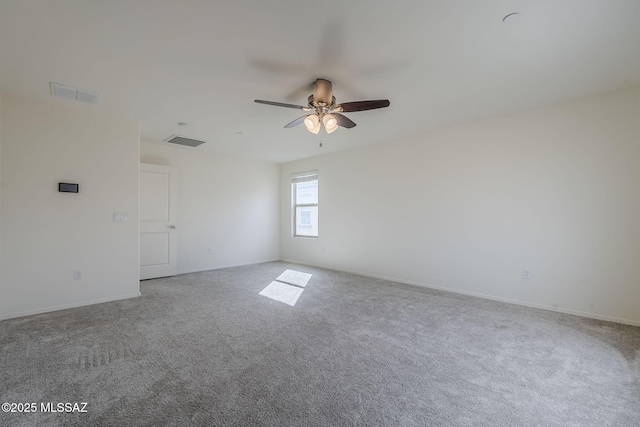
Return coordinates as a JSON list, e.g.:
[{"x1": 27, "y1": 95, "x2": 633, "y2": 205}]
[{"x1": 1, "y1": 0, "x2": 640, "y2": 163}]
